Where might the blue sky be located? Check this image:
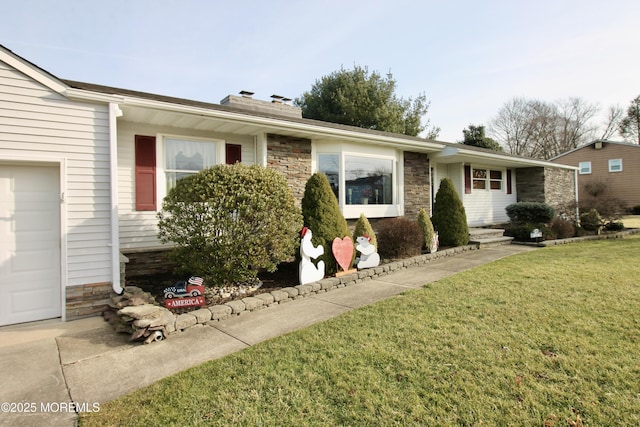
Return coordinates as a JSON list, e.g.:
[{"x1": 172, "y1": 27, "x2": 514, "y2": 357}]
[{"x1": 2, "y1": 0, "x2": 638, "y2": 142}]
